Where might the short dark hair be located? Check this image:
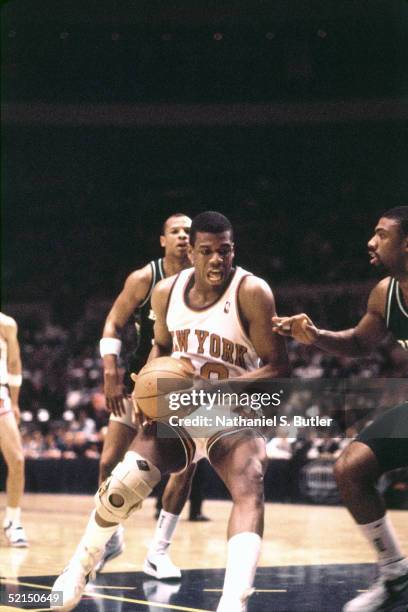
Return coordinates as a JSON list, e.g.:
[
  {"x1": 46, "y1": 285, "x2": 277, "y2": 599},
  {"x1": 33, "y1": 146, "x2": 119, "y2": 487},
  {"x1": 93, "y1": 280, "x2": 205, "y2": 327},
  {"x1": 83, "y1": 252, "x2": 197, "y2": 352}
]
[
  {"x1": 190, "y1": 211, "x2": 233, "y2": 245},
  {"x1": 382, "y1": 206, "x2": 408, "y2": 237},
  {"x1": 161, "y1": 212, "x2": 189, "y2": 236}
]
